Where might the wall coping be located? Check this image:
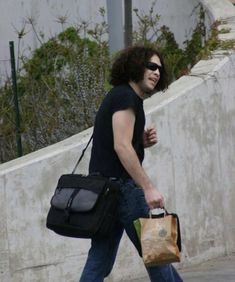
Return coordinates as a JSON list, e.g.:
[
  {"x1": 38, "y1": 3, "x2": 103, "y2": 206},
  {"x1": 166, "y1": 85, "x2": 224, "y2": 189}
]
[{"x1": 200, "y1": 0, "x2": 235, "y2": 20}]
